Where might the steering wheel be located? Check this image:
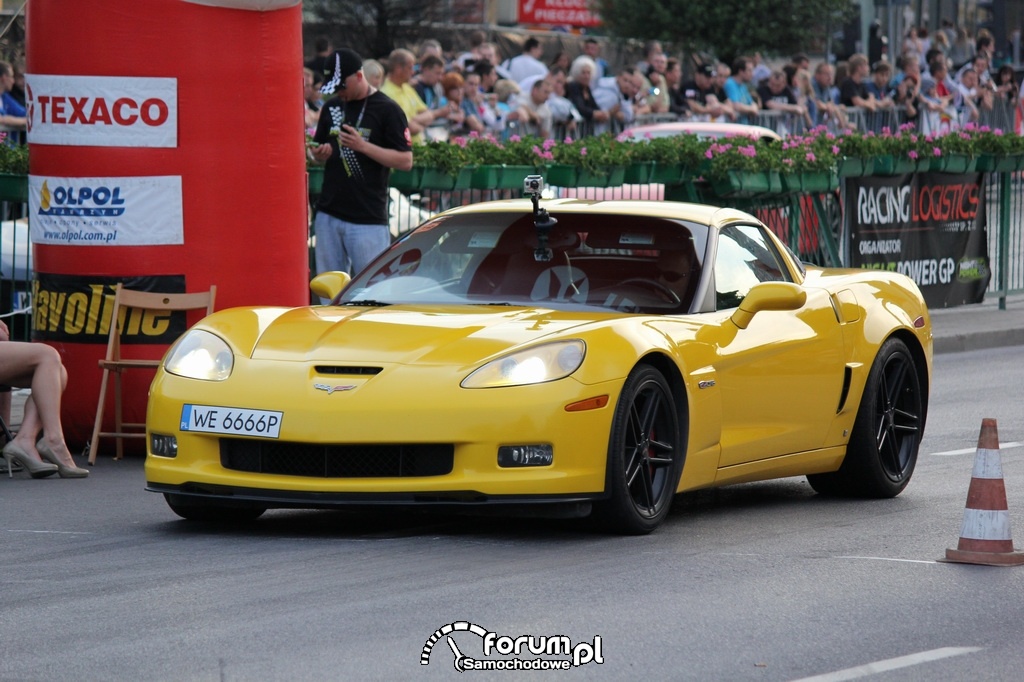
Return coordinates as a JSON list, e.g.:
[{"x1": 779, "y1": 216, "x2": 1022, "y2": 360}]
[{"x1": 619, "y1": 278, "x2": 681, "y2": 305}]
